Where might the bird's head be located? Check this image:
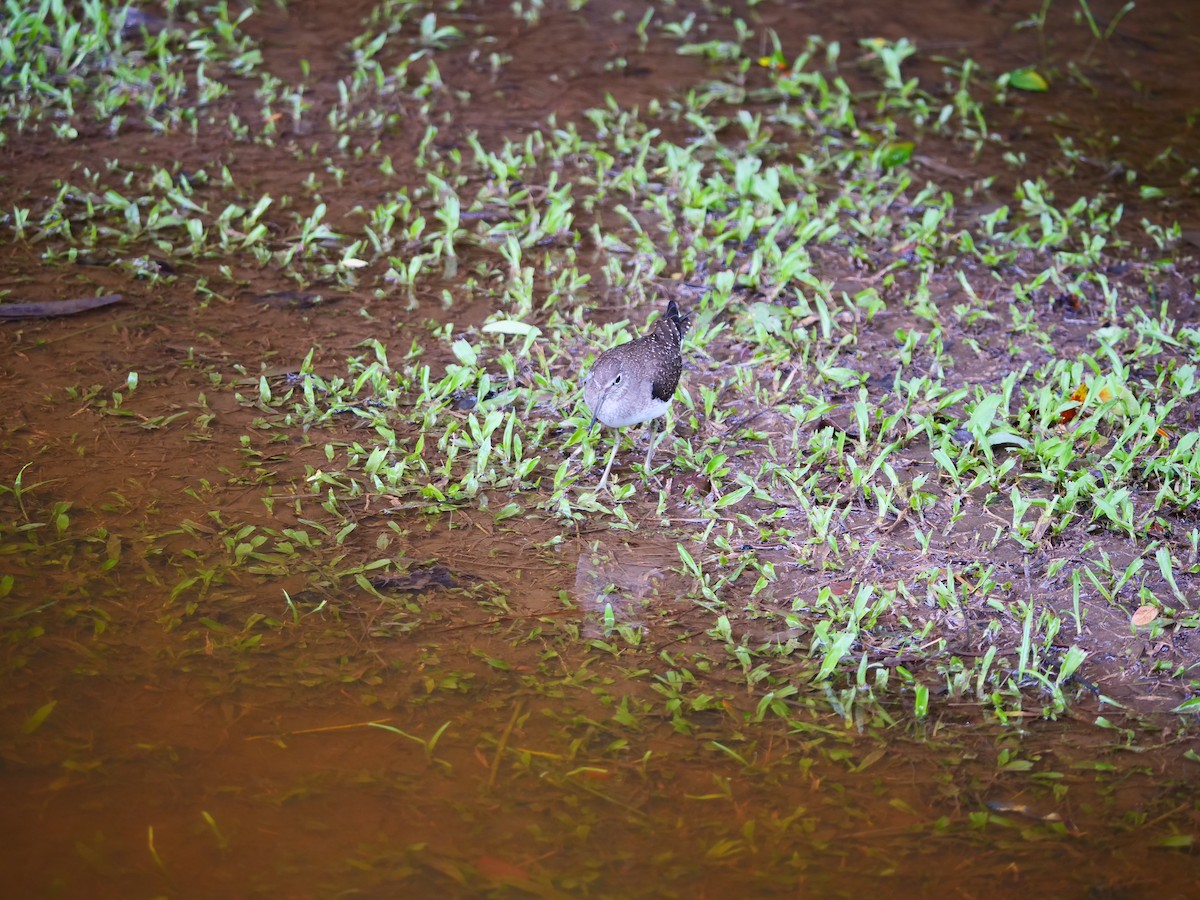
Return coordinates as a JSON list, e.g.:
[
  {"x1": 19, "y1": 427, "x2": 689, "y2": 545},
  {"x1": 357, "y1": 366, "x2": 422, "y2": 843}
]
[{"x1": 583, "y1": 353, "x2": 629, "y2": 431}]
